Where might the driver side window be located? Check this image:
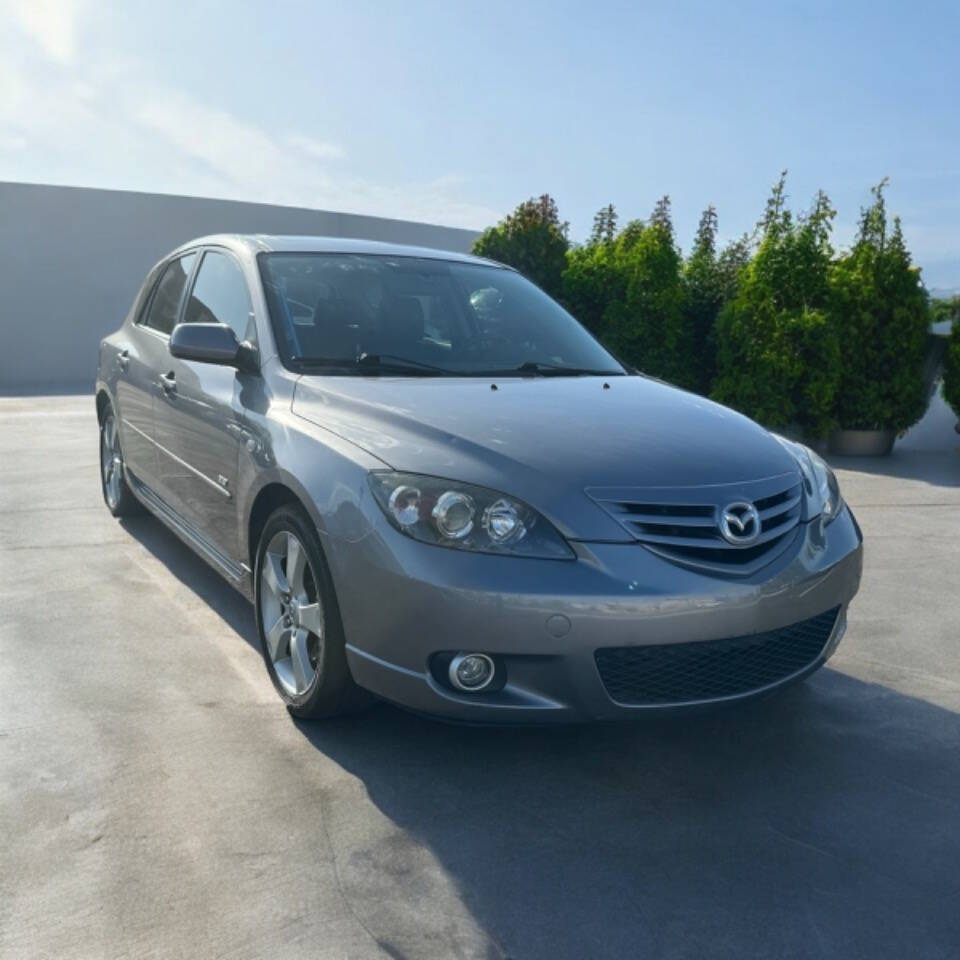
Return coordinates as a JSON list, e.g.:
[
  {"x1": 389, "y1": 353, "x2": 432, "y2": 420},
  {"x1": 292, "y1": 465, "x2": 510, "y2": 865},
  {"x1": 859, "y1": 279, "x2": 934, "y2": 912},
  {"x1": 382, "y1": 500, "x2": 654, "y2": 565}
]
[{"x1": 184, "y1": 251, "x2": 256, "y2": 343}]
